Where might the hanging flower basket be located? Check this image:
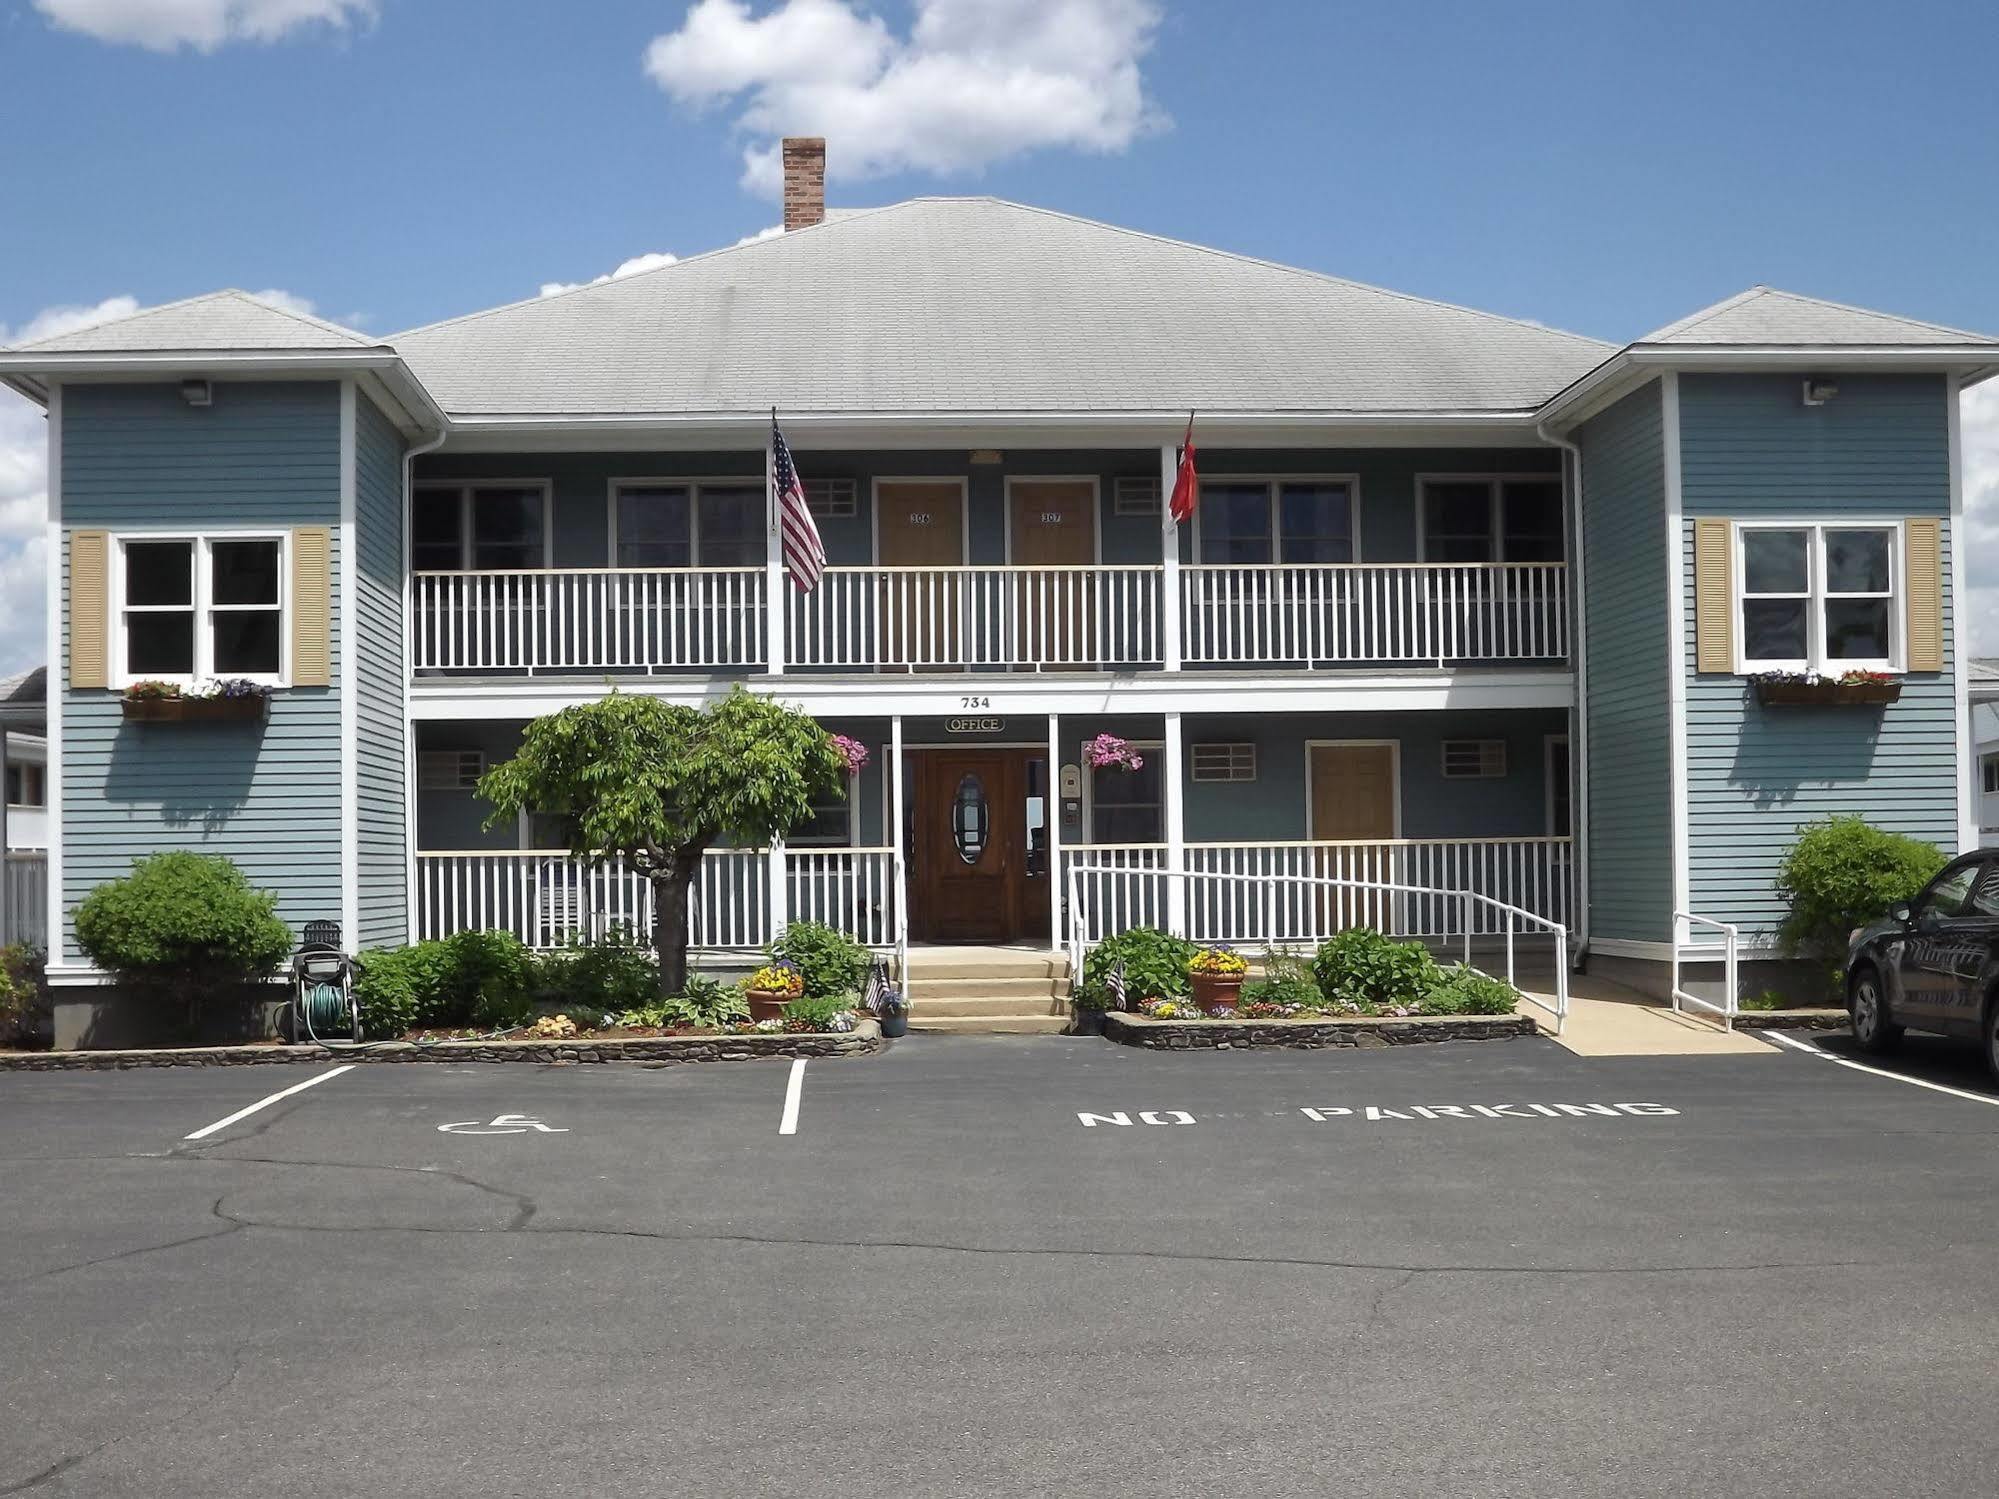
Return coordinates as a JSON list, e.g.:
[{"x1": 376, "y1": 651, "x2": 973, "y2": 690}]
[
  {"x1": 1751, "y1": 671, "x2": 1901, "y2": 707},
  {"x1": 1084, "y1": 734, "x2": 1145, "y2": 772}
]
